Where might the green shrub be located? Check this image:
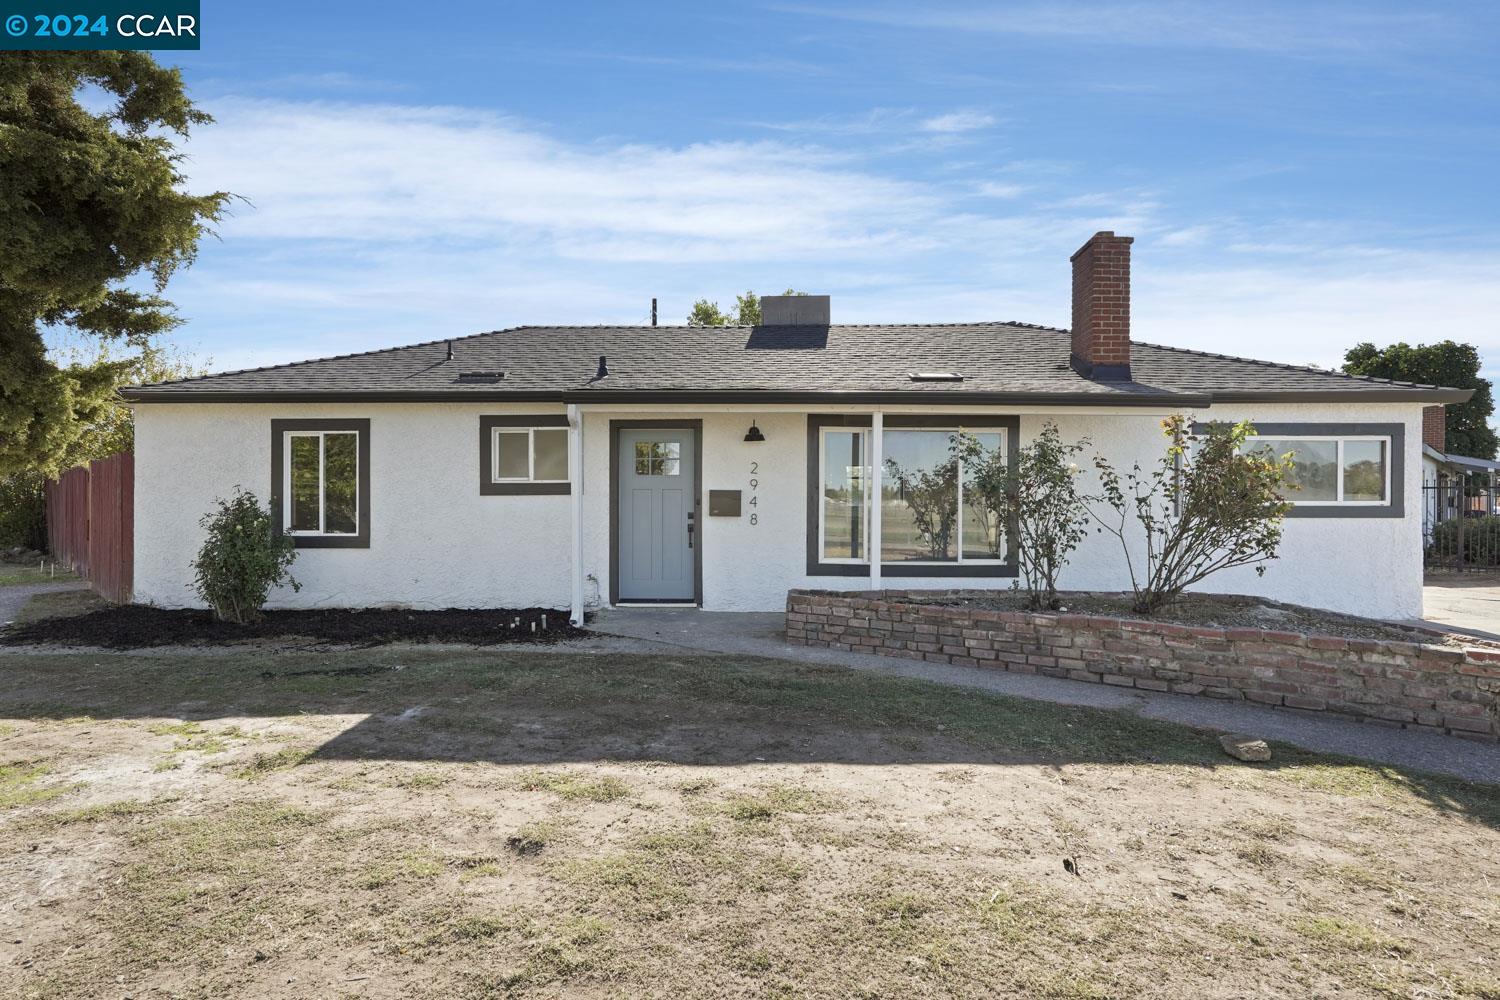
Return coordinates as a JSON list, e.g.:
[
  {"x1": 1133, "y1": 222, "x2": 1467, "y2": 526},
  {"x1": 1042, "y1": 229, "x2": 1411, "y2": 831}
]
[
  {"x1": 191, "y1": 488, "x2": 299, "y2": 623},
  {"x1": 1430, "y1": 516, "x2": 1500, "y2": 566},
  {"x1": 0, "y1": 471, "x2": 48, "y2": 551},
  {"x1": 1088, "y1": 416, "x2": 1295, "y2": 615}
]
